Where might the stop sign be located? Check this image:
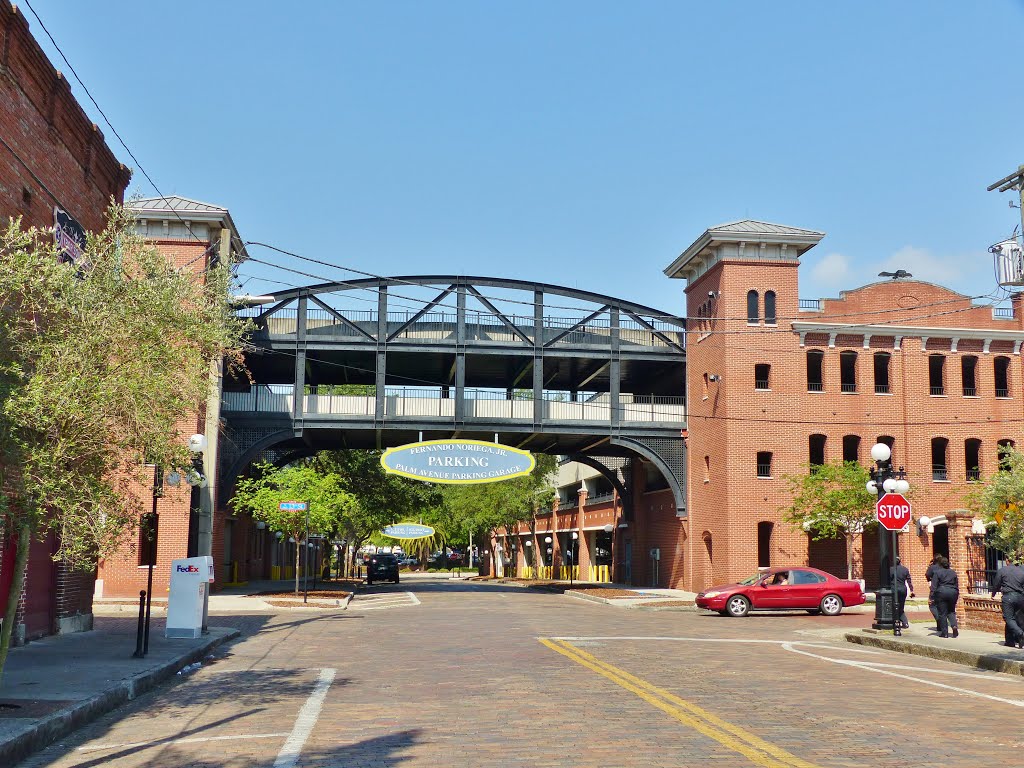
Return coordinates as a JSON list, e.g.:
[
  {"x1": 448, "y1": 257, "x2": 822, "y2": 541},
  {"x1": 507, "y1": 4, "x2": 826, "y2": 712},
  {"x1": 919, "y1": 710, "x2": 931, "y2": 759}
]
[{"x1": 876, "y1": 492, "x2": 912, "y2": 531}]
